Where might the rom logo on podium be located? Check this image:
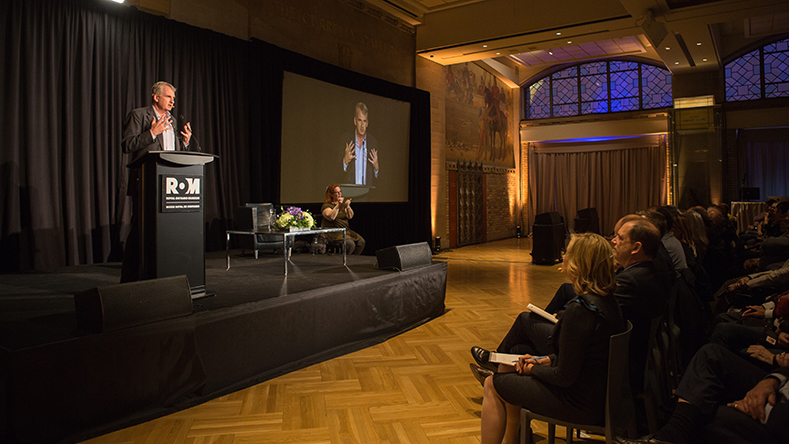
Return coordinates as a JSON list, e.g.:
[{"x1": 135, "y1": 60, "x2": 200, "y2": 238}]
[{"x1": 161, "y1": 174, "x2": 202, "y2": 213}]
